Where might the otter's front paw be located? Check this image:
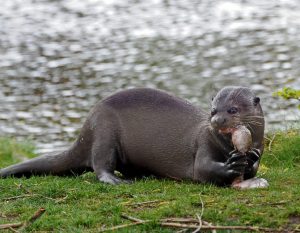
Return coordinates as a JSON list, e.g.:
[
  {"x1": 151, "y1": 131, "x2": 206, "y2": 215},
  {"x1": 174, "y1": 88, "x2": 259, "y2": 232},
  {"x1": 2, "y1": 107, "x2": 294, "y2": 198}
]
[
  {"x1": 224, "y1": 151, "x2": 248, "y2": 179},
  {"x1": 245, "y1": 148, "x2": 261, "y2": 167},
  {"x1": 243, "y1": 148, "x2": 261, "y2": 178}
]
